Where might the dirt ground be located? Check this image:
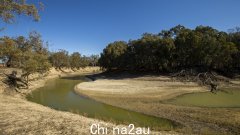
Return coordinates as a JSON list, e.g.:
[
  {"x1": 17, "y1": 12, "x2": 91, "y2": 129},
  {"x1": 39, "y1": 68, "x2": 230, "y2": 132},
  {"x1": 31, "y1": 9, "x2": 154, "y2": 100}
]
[{"x1": 75, "y1": 74, "x2": 240, "y2": 135}]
